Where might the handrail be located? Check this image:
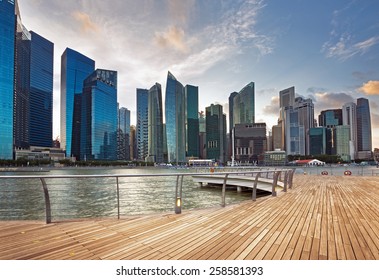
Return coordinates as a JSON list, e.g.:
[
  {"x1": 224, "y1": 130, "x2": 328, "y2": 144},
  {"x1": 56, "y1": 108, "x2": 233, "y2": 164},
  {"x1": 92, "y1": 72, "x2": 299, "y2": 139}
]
[{"x1": 0, "y1": 168, "x2": 295, "y2": 224}]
